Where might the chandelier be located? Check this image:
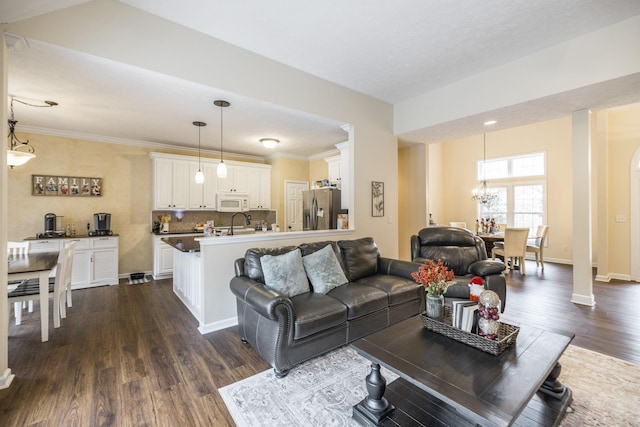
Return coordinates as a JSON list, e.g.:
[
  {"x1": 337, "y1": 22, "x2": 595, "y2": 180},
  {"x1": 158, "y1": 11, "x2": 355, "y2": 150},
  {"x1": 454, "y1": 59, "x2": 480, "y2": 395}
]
[
  {"x1": 471, "y1": 133, "x2": 497, "y2": 204},
  {"x1": 7, "y1": 97, "x2": 58, "y2": 168}
]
